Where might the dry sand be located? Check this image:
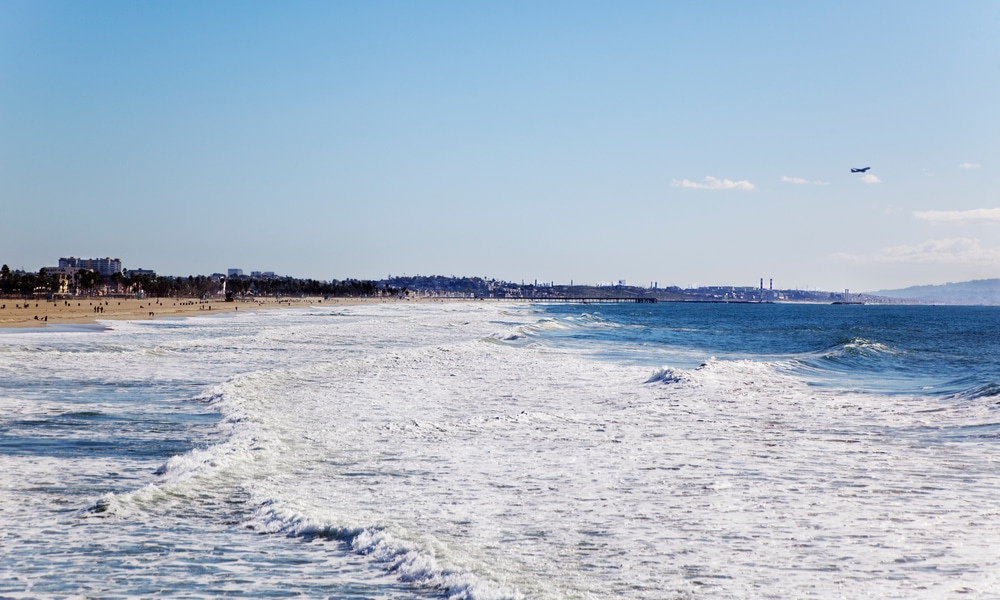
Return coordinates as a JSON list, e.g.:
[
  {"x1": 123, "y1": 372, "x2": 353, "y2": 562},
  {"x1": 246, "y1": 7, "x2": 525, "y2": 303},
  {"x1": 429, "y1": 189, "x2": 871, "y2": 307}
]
[{"x1": 0, "y1": 296, "x2": 387, "y2": 329}]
